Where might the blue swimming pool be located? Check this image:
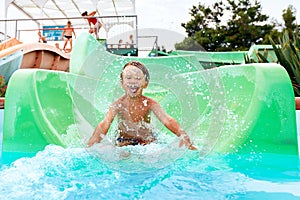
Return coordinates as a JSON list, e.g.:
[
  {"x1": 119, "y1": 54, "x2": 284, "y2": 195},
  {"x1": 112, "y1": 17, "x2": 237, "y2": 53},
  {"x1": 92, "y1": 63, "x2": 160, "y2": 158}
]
[{"x1": 0, "y1": 144, "x2": 299, "y2": 199}]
